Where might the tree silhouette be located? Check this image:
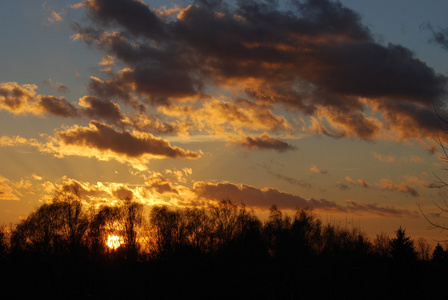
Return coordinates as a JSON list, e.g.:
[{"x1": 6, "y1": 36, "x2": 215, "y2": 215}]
[
  {"x1": 432, "y1": 243, "x2": 448, "y2": 263},
  {"x1": 122, "y1": 198, "x2": 144, "y2": 261},
  {"x1": 149, "y1": 205, "x2": 185, "y2": 257},
  {"x1": 0, "y1": 226, "x2": 9, "y2": 262},
  {"x1": 4, "y1": 194, "x2": 448, "y2": 298},
  {"x1": 11, "y1": 189, "x2": 88, "y2": 258},
  {"x1": 389, "y1": 226, "x2": 417, "y2": 262}
]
